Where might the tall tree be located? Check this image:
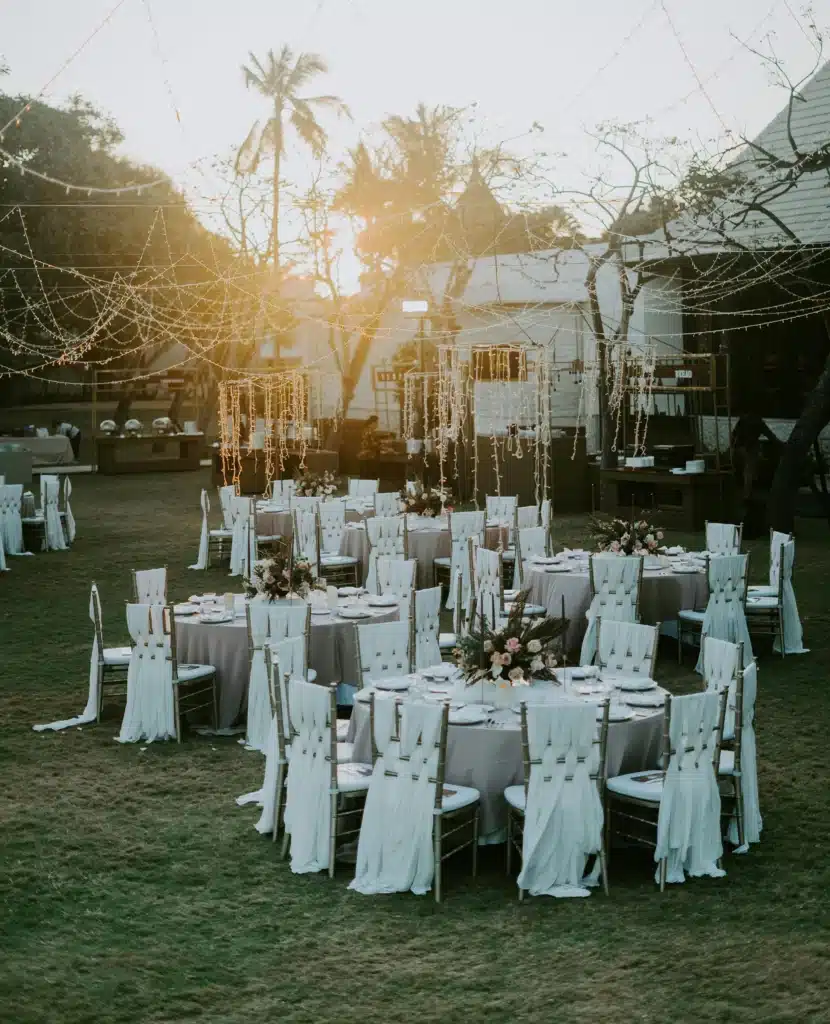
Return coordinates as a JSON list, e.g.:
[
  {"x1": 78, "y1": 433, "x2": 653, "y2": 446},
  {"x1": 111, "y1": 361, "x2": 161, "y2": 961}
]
[{"x1": 236, "y1": 46, "x2": 350, "y2": 276}]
